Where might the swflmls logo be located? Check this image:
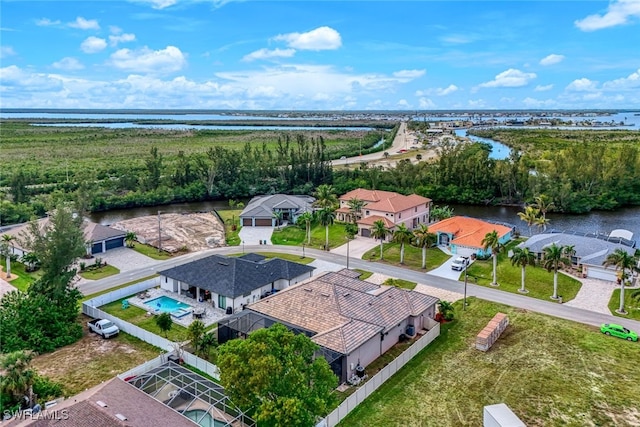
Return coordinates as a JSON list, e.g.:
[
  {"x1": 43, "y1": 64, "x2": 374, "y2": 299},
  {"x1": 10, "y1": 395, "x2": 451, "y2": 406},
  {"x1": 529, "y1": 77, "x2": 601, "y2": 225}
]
[{"x1": 2, "y1": 409, "x2": 70, "y2": 421}]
